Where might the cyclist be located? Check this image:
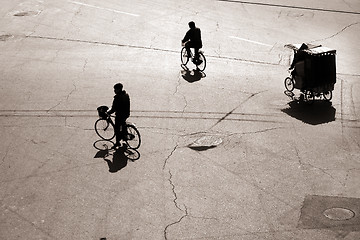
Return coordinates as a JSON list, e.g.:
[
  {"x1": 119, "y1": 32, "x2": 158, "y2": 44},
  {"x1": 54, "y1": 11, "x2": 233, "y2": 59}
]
[
  {"x1": 107, "y1": 83, "x2": 130, "y2": 148},
  {"x1": 182, "y1": 21, "x2": 202, "y2": 64}
]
